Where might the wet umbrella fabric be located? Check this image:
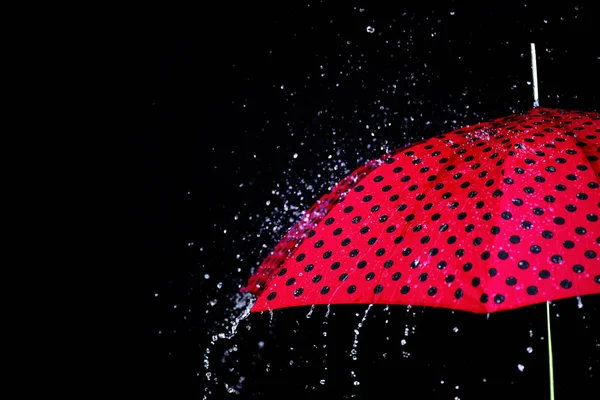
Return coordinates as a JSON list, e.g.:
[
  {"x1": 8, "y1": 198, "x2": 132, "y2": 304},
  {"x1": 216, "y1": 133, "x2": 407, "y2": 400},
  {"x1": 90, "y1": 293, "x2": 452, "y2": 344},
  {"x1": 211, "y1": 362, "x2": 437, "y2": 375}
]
[{"x1": 245, "y1": 108, "x2": 600, "y2": 313}]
